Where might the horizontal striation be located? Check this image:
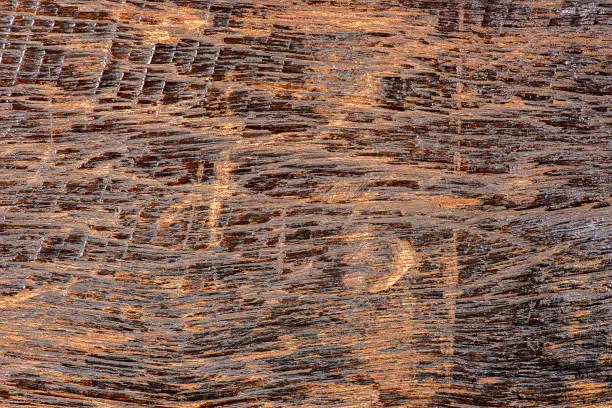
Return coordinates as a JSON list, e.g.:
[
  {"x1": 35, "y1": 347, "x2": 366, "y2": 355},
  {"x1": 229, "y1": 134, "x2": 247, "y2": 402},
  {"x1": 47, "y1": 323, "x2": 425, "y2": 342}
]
[{"x1": 0, "y1": 0, "x2": 610, "y2": 407}]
